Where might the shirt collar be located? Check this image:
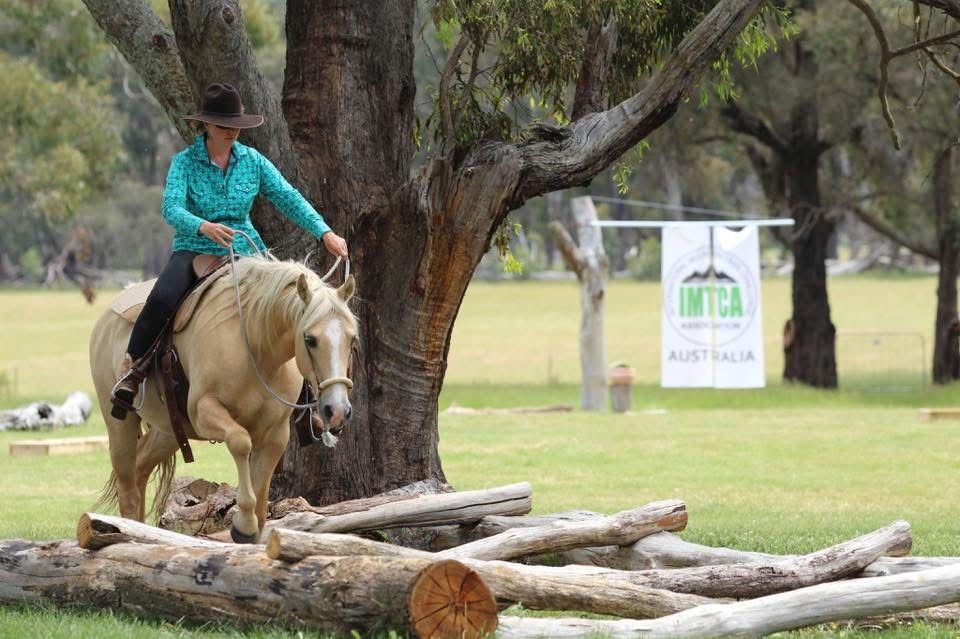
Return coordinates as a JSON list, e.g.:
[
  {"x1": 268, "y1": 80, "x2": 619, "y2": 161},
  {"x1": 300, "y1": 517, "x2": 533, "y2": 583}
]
[{"x1": 191, "y1": 134, "x2": 249, "y2": 164}]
